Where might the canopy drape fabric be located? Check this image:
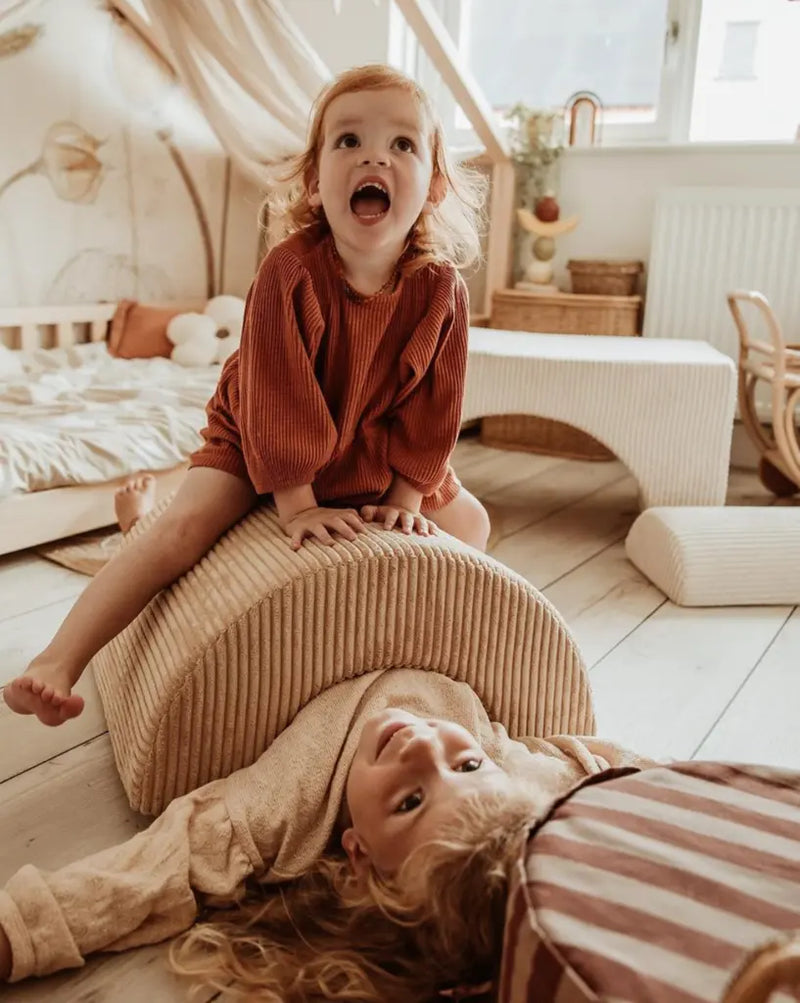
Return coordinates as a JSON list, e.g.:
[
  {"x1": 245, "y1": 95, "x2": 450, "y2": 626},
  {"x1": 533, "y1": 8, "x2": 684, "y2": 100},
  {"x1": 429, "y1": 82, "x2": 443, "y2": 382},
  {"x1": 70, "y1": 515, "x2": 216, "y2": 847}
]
[{"x1": 140, "y1": 0, "x2": 331, "y2": 186}]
